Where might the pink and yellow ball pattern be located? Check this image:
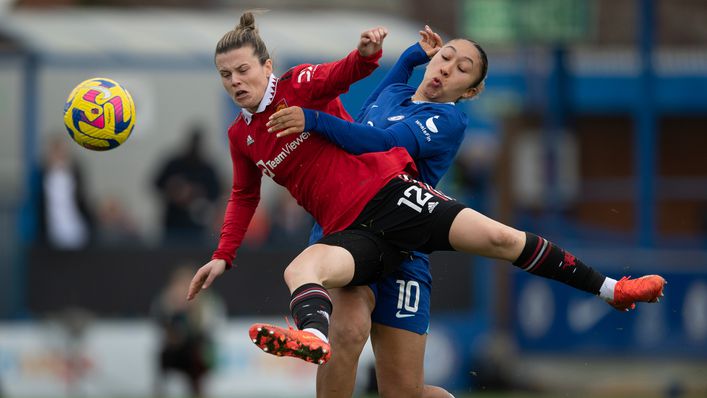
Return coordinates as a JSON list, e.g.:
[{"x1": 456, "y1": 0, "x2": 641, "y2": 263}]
[{"x1": 63, "y1": 77, "x2": 136, "y2": 151}]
